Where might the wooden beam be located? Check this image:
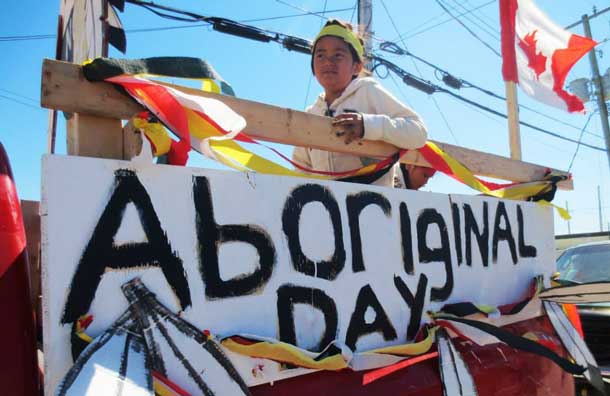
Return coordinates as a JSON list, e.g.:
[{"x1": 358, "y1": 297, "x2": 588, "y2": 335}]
[
  {"x1": 66, "y1": 114, "x2": 124, "y2": 159},
  {"x1": 41, "y1": 59, "x2": 573, "y2": 188}
]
